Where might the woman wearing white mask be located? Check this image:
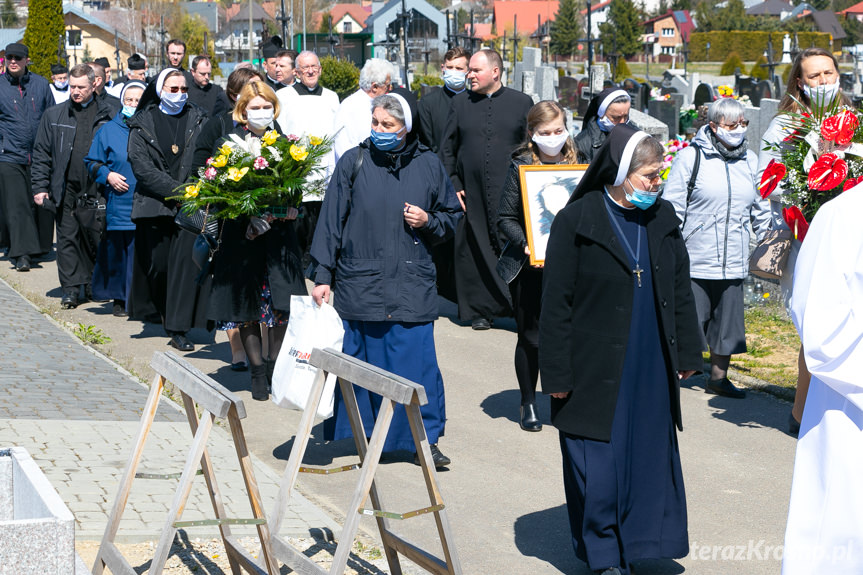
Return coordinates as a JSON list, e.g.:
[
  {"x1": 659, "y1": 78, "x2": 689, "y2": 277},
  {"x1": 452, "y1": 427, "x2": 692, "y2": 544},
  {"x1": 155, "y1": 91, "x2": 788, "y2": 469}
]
[
  {"x1": 664, "y1": 97, "x2": 772, "y2": 400},
  {"x1": 575, "y1": 88, "x2": 632, "y2": 164},
  {"x1": 127, "y1": 68, "x2": 211, "y2": 352},
  {"x1": 757, "y1": 48, "x2": 851, "y2": 434},
  {"x1": 497, "y1": 101, "x2": 578, "y2": 431},
  {"x1": 208, "y1": 80, "x2": 307, "y2": 401}
]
